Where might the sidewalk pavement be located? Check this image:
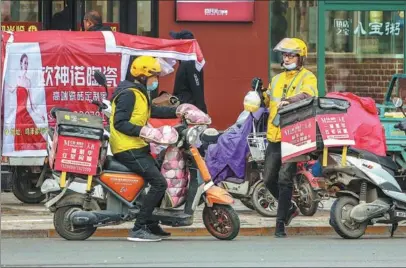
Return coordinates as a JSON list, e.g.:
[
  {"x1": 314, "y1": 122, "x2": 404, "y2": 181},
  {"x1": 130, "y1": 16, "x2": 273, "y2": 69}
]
[{"x1": 1, "y1": 193, "x2": 405, "y2": 238}]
